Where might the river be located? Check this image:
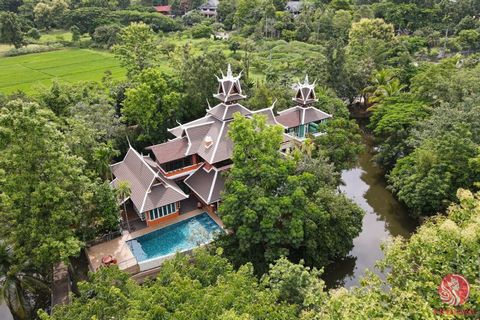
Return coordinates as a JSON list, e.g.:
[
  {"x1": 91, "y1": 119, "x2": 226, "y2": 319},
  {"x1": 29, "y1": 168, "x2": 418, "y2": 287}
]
[{"x1": 323, "y1": 134, "x2": 418, "y2": 288}]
